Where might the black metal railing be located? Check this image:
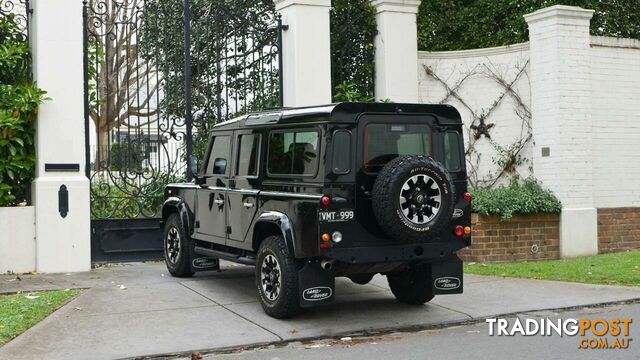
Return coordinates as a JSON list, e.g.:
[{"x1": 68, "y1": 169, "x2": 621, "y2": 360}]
[
  {"x1": 0, "y1": 0, "x2": 30, "y2": 39},
  {"x1": 83, "y1": 0, "x2": 284, "y2": 220}
]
